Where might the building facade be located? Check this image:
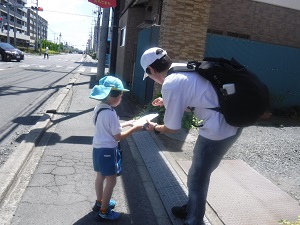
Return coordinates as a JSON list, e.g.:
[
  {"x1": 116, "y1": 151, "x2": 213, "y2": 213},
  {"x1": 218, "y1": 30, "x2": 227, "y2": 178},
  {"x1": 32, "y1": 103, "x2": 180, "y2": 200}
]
[
  {"x1": 208, "y1": 0, "x2": 300, "y2": 49},
  {"x1": 115, "y1": 0, "x2": 148, "y2": 84},
  {"x1": 0, "y1": 0, "x2": 29, "y2": 45},
  {"x1": 115, "y1": 0, "x2": 300, "y2": 83},
  {"x1": 0, "y1": 0, "x2": 47, "y2": 47},
  {"x1": 26, "y1": 8, "x2": 48, "y2": 46}
]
